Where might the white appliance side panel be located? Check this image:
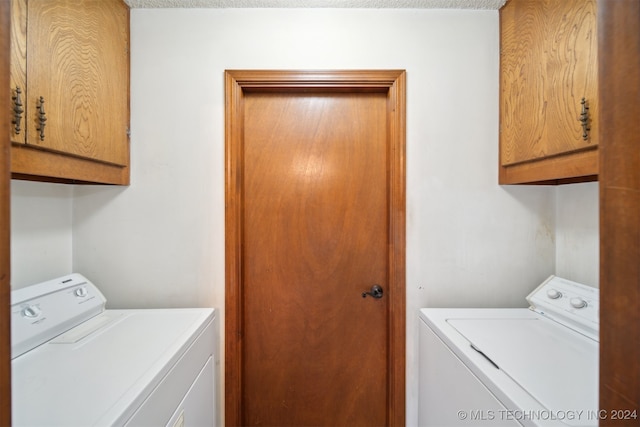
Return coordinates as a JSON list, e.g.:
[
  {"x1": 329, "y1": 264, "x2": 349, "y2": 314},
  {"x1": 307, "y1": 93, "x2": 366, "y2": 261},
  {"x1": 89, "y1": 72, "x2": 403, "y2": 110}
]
[
  {"x1": 166, "y1": 357, "x2": 214, "y2": 427},
  {"x1": 419, "y1": 318, "x2": 523, "y2": 427},
  {"x1": 123, "y1": 316, "x2": 215, "y2": 426}
]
